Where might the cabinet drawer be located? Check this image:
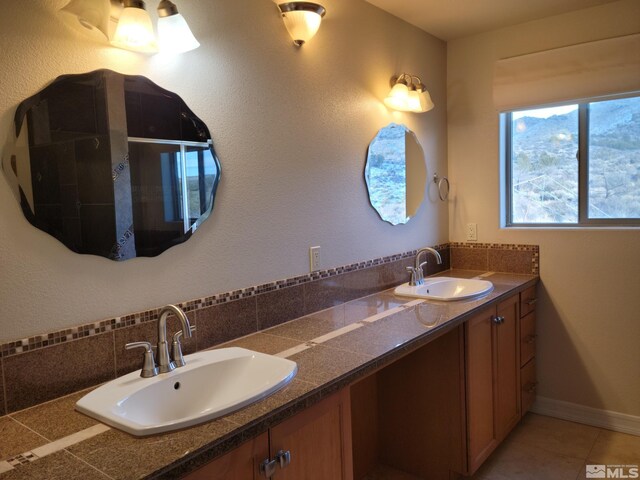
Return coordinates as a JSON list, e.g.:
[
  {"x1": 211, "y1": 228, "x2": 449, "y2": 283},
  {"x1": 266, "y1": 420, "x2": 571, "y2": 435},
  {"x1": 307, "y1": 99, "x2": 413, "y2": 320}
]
[
  {"x1": 520, "y1": 311, "x2": 536, "y2": 367},
  {"x1": 520, "y1": 286, "x2": 537, "y2": 318},
  {"x1": 521, "y1": 359, "x2": 537, "y2": 414}
]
